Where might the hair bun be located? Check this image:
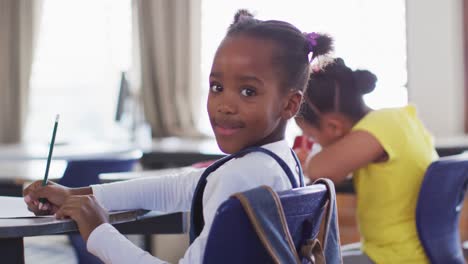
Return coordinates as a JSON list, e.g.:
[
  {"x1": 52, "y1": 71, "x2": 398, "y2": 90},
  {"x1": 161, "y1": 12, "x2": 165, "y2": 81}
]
[
  {"x1": 233, "y1": 9, "x2": 255, "y2": 24},
  {"x1": 334, "y1": 57, "x2": 346, "y2": 67},
  {"x1": 311, "y1": 33, "x2": 333, "y2": 57},
  {"x1": 353, "y1": 70, "x2": 377, "y2": 94}
]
